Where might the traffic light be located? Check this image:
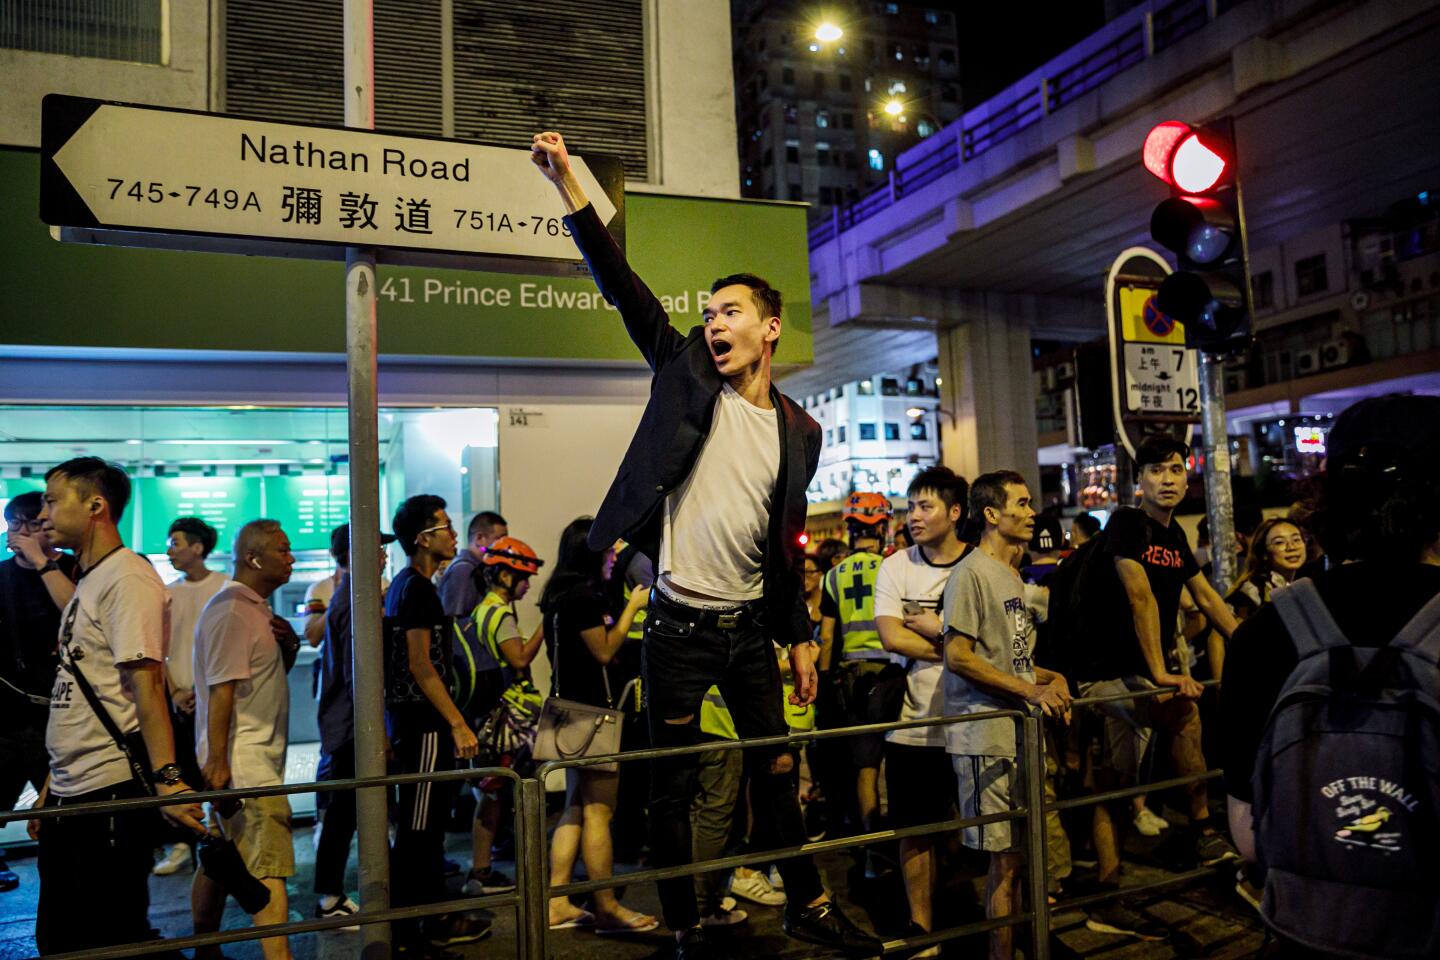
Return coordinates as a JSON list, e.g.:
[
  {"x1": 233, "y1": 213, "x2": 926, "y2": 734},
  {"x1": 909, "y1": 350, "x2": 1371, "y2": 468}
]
[{"x1": 1142, "y1": 118, "x2": 1252, "y2": 352}]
